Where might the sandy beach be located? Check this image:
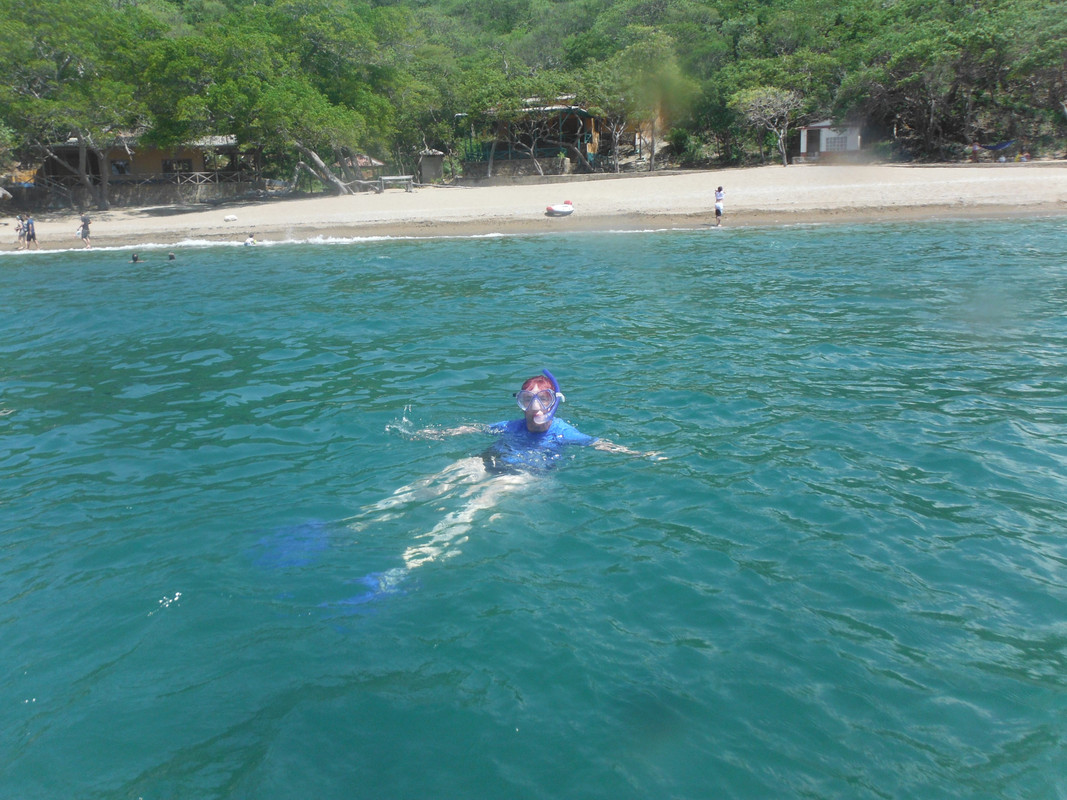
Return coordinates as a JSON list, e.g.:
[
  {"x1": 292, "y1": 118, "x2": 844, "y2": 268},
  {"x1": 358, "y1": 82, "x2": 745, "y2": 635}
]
[{"x1": 6, "y1": 162, "x2": 1067, "y2": 250}]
